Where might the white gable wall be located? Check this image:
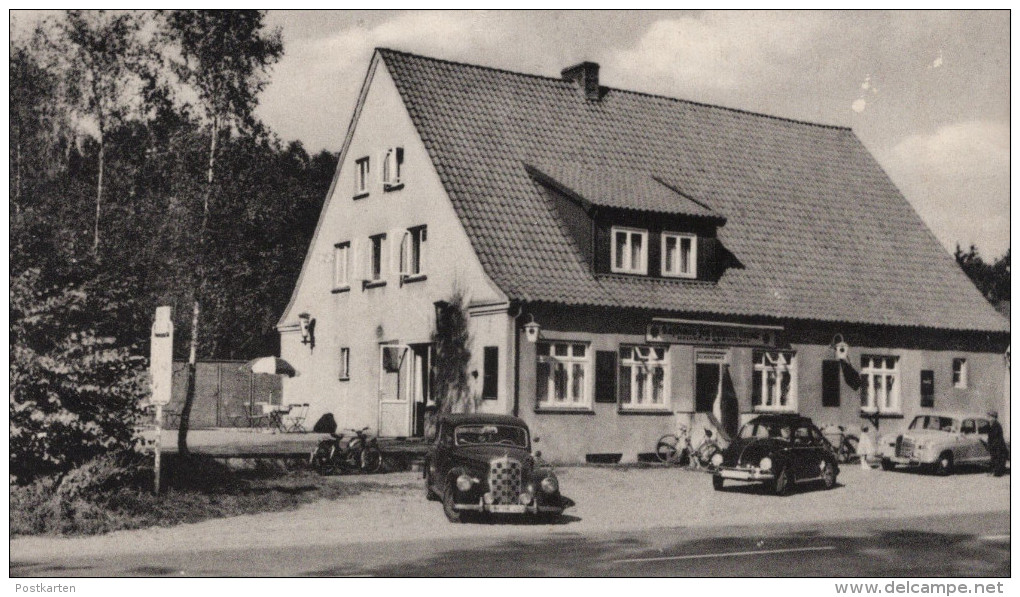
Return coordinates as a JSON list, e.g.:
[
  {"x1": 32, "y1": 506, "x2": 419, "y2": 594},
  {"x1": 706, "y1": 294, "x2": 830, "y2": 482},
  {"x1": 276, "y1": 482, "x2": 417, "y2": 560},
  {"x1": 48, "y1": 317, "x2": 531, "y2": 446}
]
[{"x1": 279, "y1": 61, "x2": 508, "y2": 432}]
